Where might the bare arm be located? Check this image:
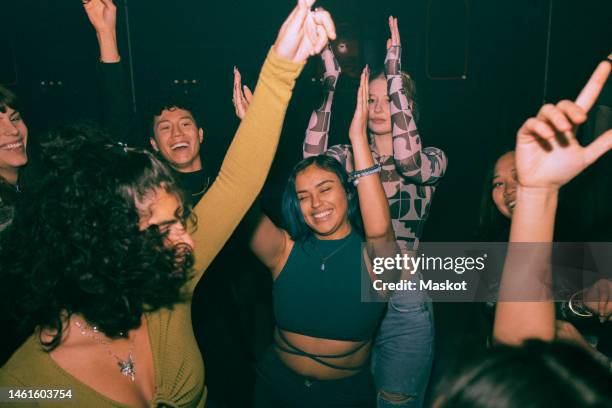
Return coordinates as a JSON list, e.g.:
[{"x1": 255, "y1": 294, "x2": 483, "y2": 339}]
[
  {"x1": 247, "y1": 202, "x2": 292, "y2": 276},
  {"x1": 350, "y1": 68, "x2": 394, "y2": 243},
  {"x1": 188, "y1": 0, "x2": 336, "y2": 292},
  {"x1": 494, "y1": 61, "x2": 612, "y2": 344},
  {"x1": 84, "y1": 0, "x2": 141, "y2": 147},
  {"x1": 84, "y1": 0, "x2": 120, "y2": 63},
  {"x1": 385, "y1": 17, "x2": 447, "y2": 184},
  {"x1": 303, "y1": 44, "x2": 341, "y2": 157}
]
